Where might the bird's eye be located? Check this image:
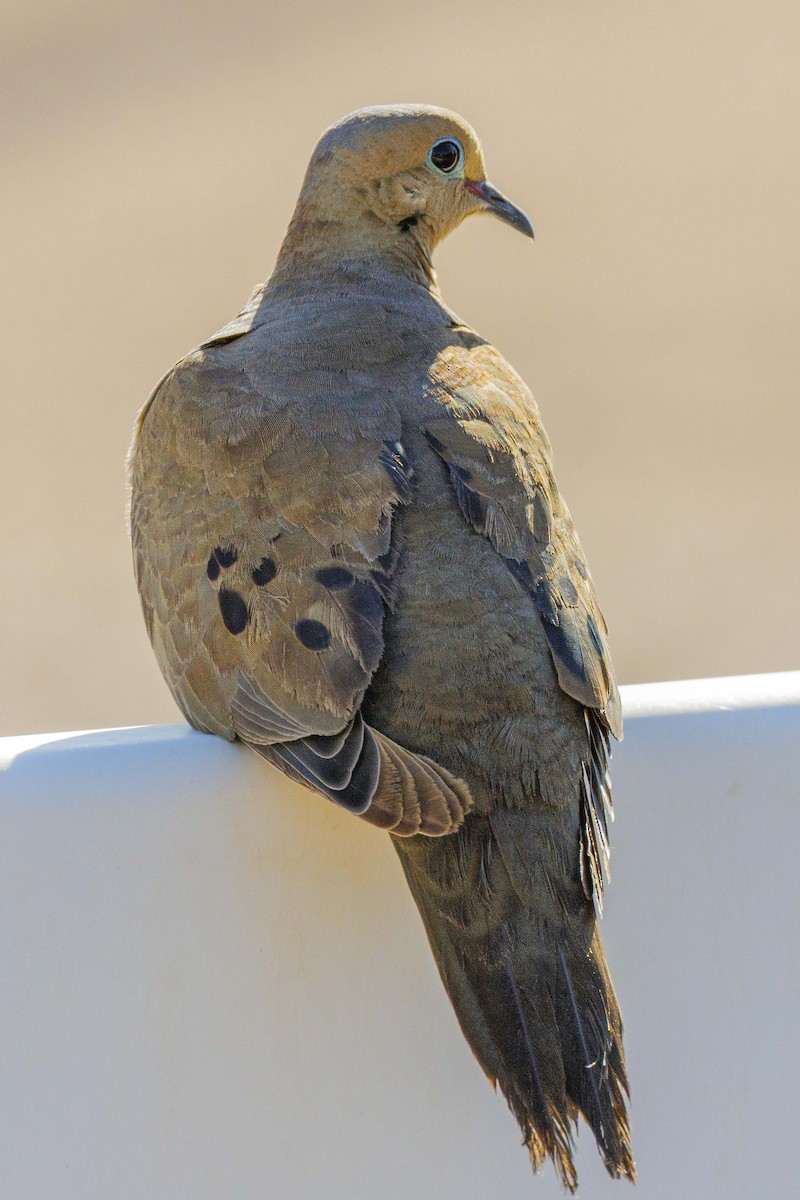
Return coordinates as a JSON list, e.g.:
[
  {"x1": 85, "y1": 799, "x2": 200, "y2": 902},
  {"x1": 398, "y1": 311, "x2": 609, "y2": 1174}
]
[{"x1": 427, "y1": 137, "x2": 463, "y2": 175}]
